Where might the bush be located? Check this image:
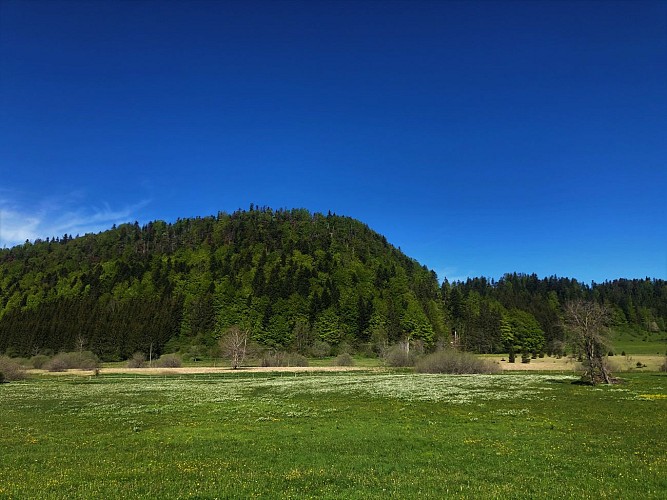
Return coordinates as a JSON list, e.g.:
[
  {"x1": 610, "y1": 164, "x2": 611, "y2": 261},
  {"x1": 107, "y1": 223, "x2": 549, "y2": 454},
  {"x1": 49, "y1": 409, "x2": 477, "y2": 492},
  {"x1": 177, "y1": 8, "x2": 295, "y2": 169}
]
[
  {"x1": 30, "y1": 354, "x2": 51, "y2": 369},
  {"x1": 45, "y1": 351, "x2": 100, "y2": 371},
  {"x1": 127, "y1": 352, "x2": 146, "y2": 368},
  {"x1": 336, "y1": 342, "x2": 353, "y2": 355},
  {"x1": 521, "y1": 352, "x2": 531, "y2": 364},
  {"x1": 261, "y1": 351, "x2": 309, "y2": 367},
  {"x1": 155, "y1": 353, "x2": 182, "y2": 368},
  {"x1": 0, "y1": 371, "x2": 4, "y2": 384},
  {"x1": 310, "y1": 340, "x2": 331, "y2": 358},
  {"x1": 384, "y1": 343, "x2": 417, "y2": 367},
  {"x1": 660, "y1": 357, "x2": 667, "y2": 373},
  {"x1": 415, "y1": 350, "x2": 501, "y2": 374},
  {"x1": 333, "y1": 353, "x2": 355, "y2": 366},
  {"x1": 13, "y1": 357, "x2": 31, "y2": 368},
  {"x1": 0, "y1": 355, "x2": 27, "y2": 381},
  {"x1": 76, "y1": 351, "x2": 101, "y2": 370},
  {"x1": 44, "y1": 355, "x2": 69, "y2": 372}
]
